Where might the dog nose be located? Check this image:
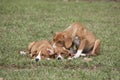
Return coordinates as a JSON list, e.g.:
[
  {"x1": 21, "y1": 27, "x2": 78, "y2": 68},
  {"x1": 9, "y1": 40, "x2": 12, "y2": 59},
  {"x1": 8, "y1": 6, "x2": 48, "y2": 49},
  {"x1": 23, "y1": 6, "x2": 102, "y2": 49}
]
[
  {"x1": 35, "y1": 58, "x2": 39, "y2": 62},
  {"x1": 57, "y1": 57, "x2": 62, "y2": 60}
]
